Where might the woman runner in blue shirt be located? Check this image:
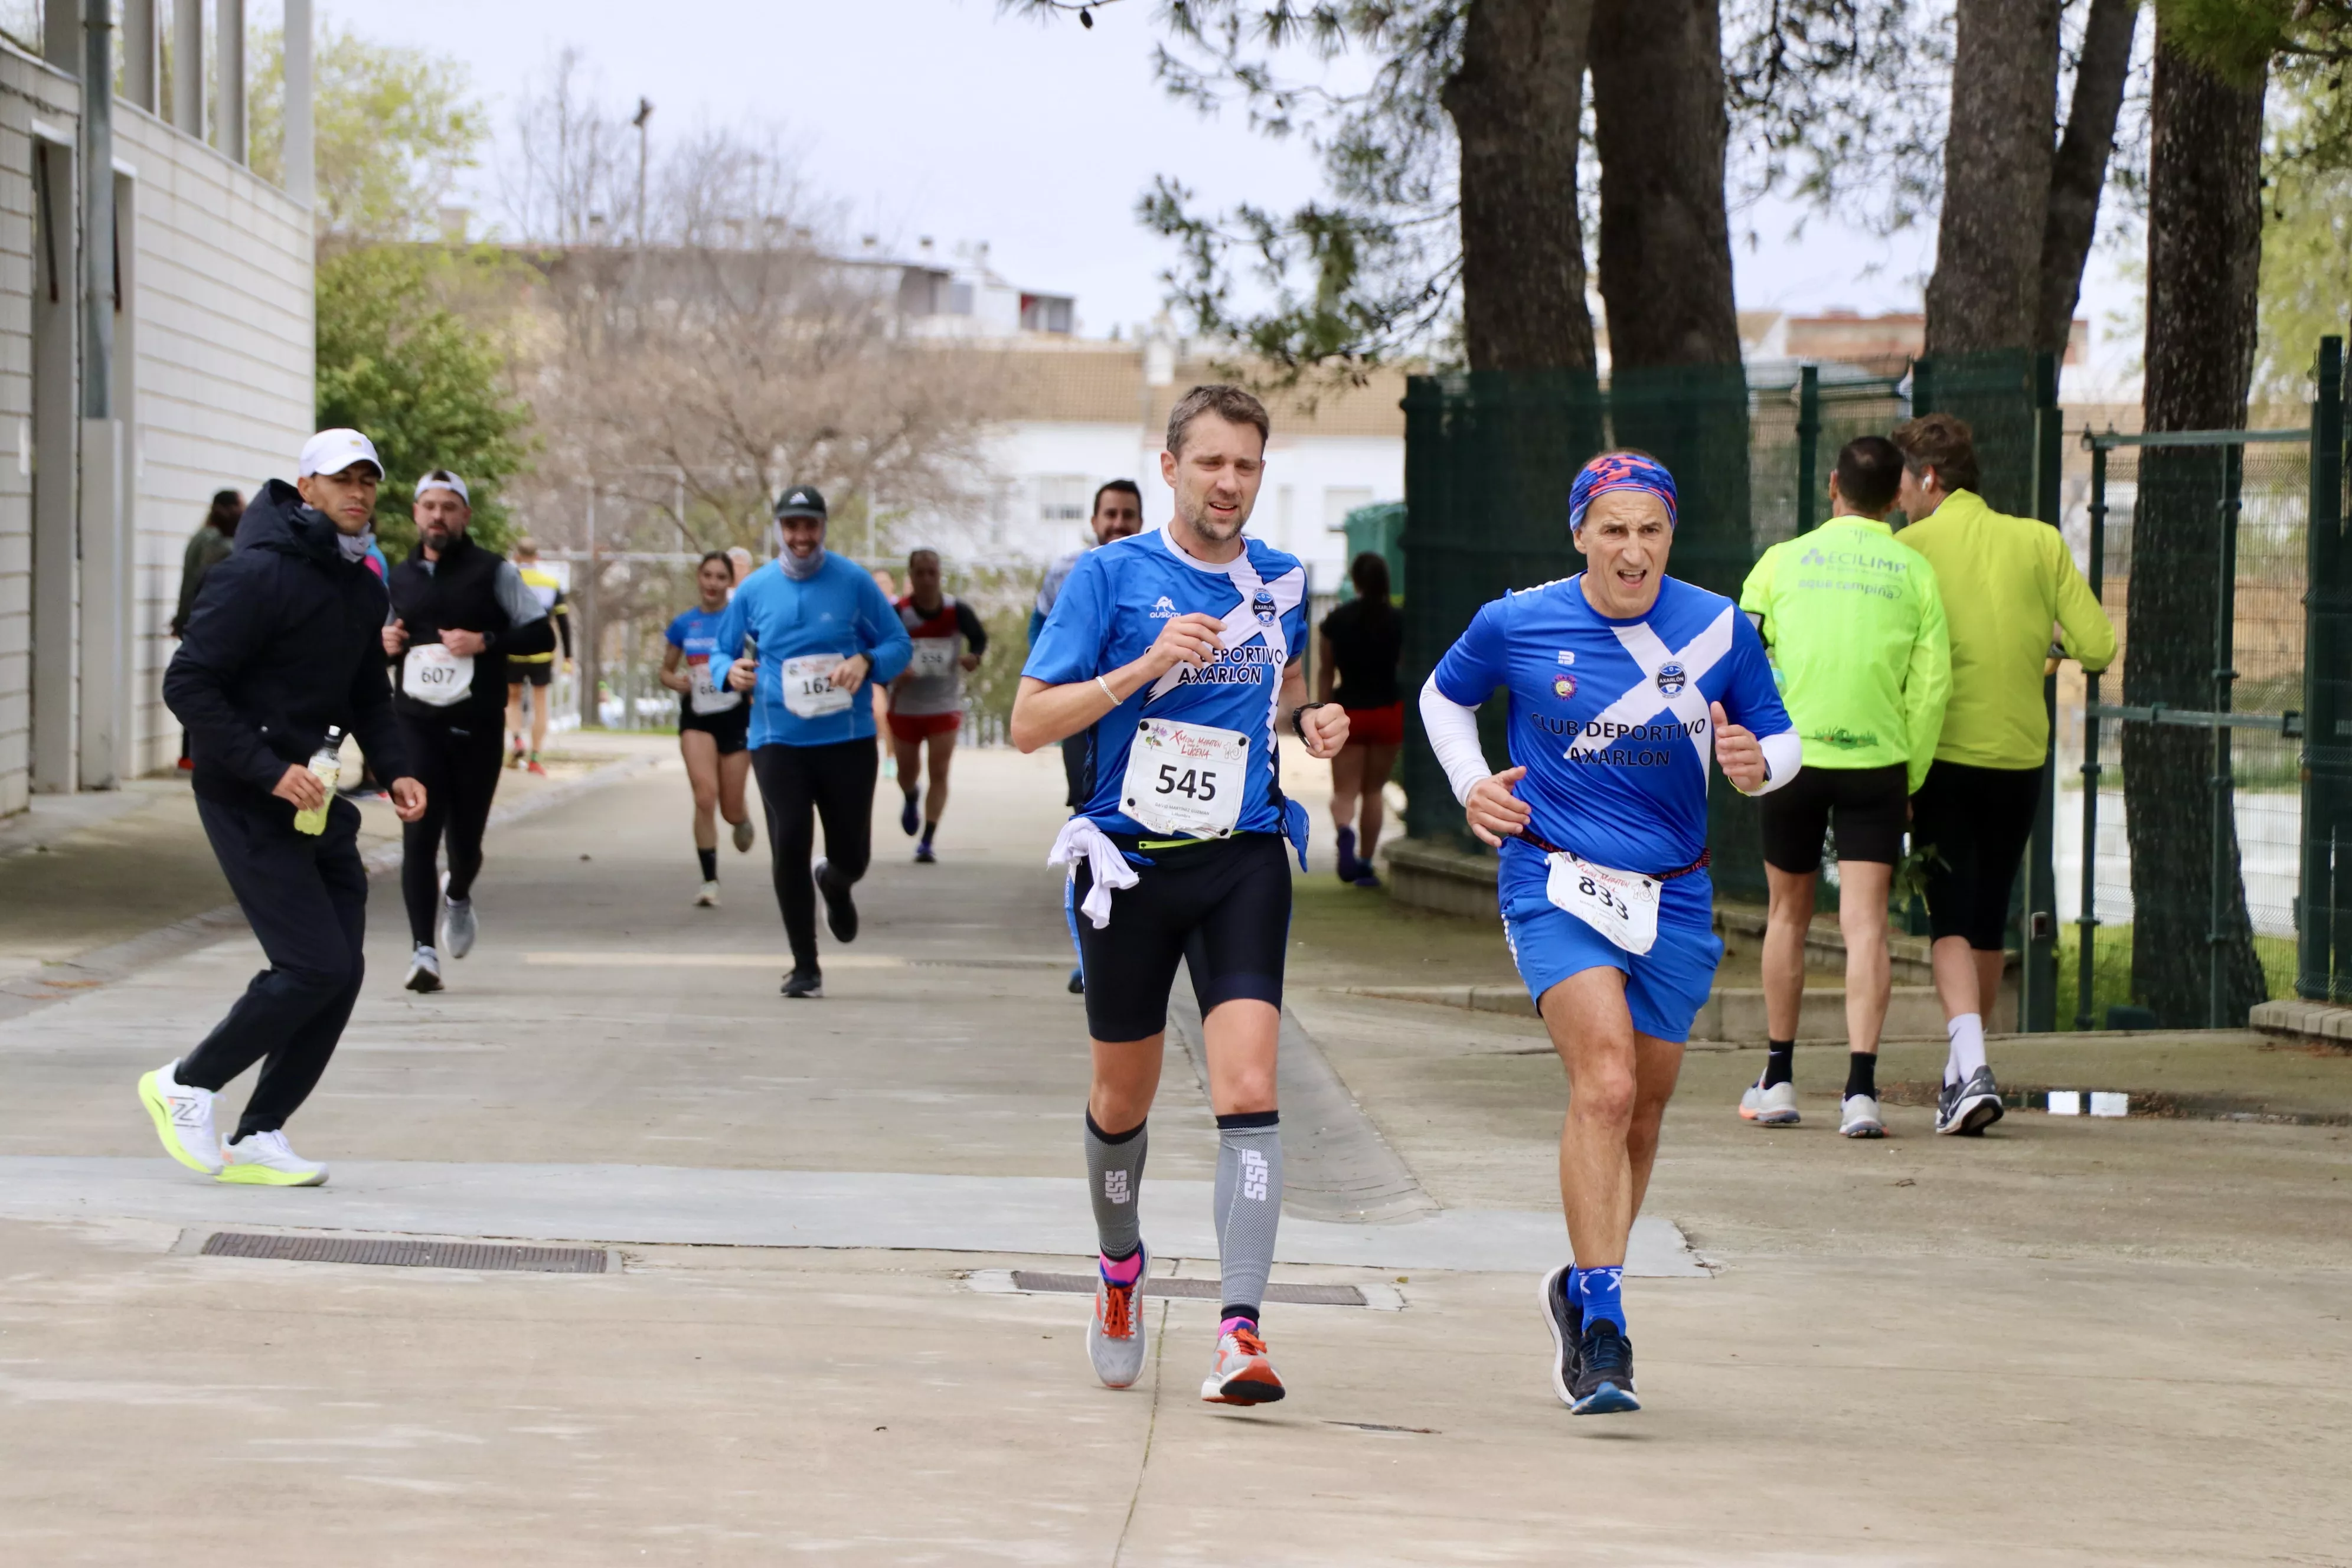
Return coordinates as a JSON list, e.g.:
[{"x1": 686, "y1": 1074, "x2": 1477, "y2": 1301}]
[{"x1": 660, "y1": 551, "x2": 759, "y2": 907}]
